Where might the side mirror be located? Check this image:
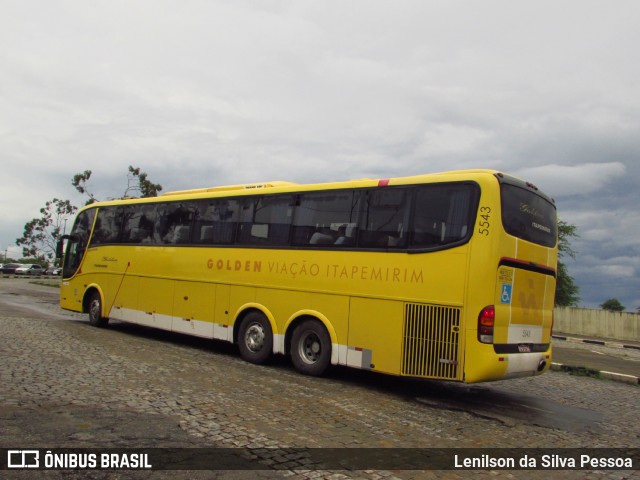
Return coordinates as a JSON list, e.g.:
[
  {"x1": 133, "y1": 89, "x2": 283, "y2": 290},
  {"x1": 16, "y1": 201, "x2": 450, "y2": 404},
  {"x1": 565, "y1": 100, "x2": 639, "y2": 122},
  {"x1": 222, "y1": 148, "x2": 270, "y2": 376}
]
[
  {"x1": 55, "y1": 239, "x2": 65, "y2": 259},
  {"x1": 55, "y1": 235, "x2": 75, "y2": 259}
]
